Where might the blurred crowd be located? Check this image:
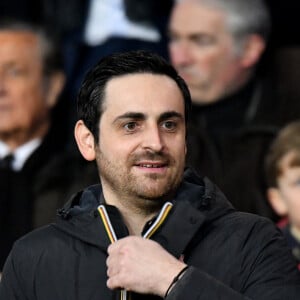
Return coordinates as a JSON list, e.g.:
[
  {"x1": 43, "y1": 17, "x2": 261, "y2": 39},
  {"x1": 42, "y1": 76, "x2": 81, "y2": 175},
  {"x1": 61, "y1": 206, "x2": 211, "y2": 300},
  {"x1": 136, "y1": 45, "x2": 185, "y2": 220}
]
[{"x1": 1, "y1": 0, "x2": 300, "y2": 273}]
